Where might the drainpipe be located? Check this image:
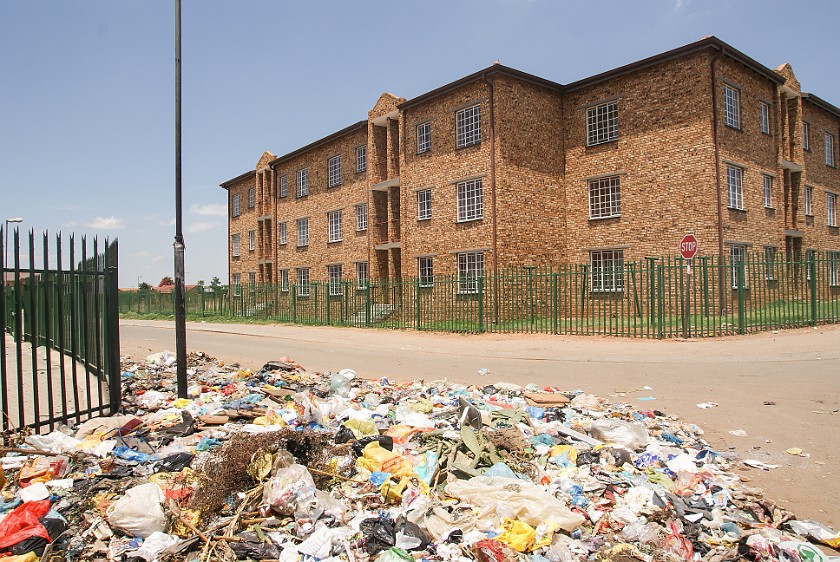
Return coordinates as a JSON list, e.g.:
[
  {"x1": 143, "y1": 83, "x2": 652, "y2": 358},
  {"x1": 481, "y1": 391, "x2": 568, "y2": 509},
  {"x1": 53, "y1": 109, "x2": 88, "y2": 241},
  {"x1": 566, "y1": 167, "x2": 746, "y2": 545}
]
[
  {"x1": 482, "y1": 73, "x2": 499, "y2": 323},
  {"x1": 711, "y1": 47, "x2": 726, "y2": 313}
]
